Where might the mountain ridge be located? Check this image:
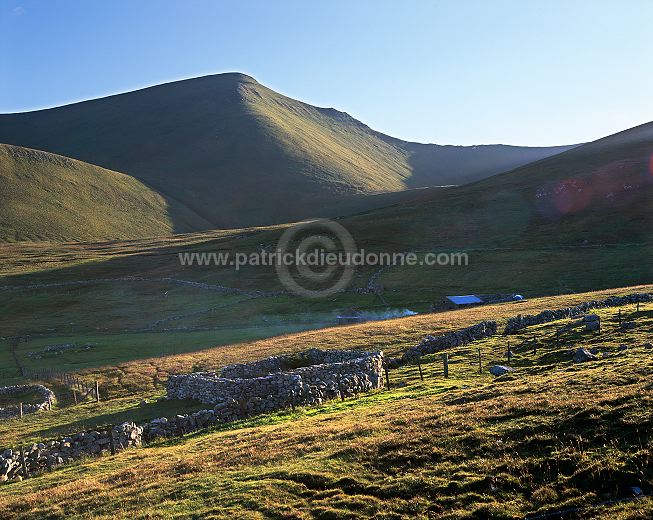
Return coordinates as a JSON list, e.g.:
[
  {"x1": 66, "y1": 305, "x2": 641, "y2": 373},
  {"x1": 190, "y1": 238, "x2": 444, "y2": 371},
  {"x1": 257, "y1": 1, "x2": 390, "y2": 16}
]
[{"x1": 0, "y1": 72, "x2": 575, "y2": 233}]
